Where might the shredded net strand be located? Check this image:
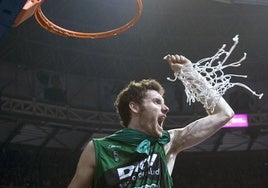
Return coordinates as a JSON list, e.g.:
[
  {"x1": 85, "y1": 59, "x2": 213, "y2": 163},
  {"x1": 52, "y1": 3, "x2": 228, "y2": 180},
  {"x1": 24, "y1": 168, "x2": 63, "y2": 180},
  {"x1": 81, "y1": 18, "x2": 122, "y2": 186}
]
[{"x1": 167, "y1": 35, "x2": 263, "y2": 111}]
